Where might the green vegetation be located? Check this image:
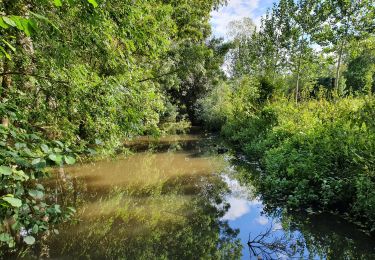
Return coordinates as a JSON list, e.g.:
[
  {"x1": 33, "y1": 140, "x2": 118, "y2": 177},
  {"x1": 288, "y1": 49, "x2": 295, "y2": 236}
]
[
  {"x1": 0, "y1": 0, "x2": 228, "y2": 254},
  {"x1": 1, "y1": 0, "x2": 375, "y2": 256},
  {"x1": 198, "y1": 0, "x2": 375, "y2": 232}
]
